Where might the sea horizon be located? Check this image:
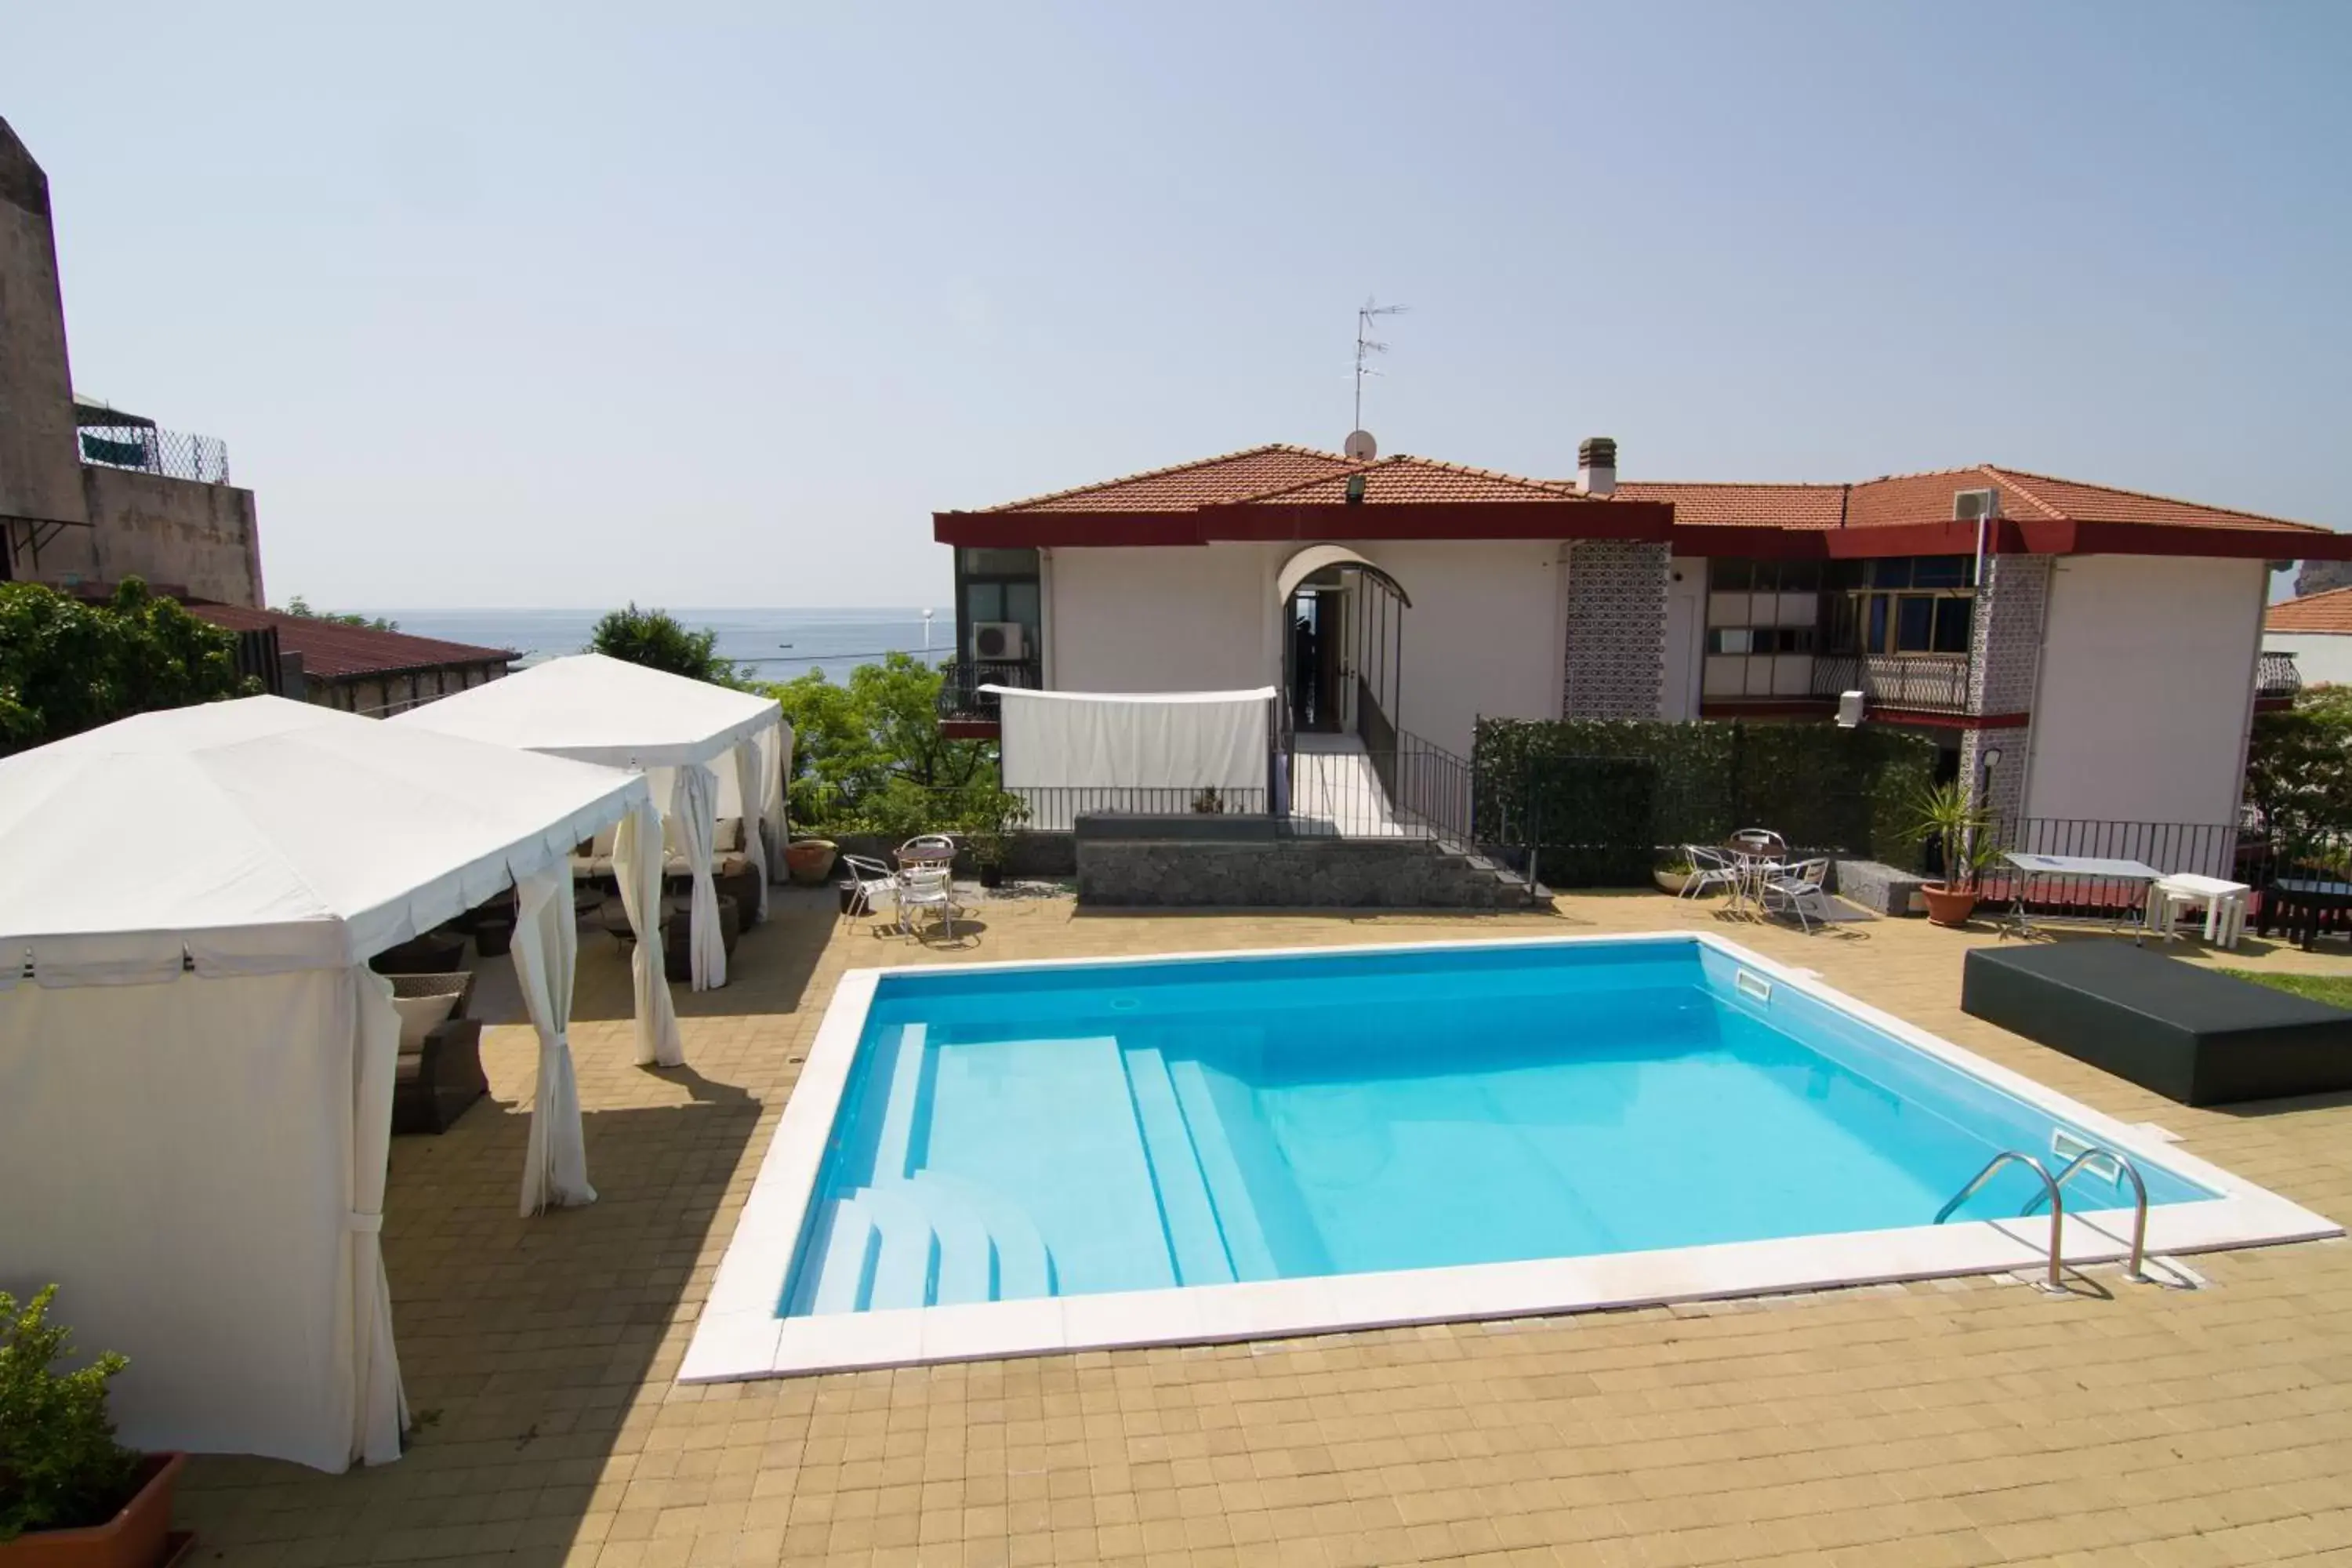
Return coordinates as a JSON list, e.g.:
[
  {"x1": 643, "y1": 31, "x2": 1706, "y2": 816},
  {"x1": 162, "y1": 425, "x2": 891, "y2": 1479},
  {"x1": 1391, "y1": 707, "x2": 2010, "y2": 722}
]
[{"x1": 363, "y1": 605, "x2": 953, "y2": 684}]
